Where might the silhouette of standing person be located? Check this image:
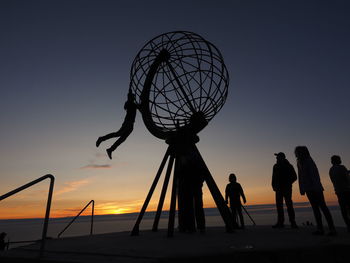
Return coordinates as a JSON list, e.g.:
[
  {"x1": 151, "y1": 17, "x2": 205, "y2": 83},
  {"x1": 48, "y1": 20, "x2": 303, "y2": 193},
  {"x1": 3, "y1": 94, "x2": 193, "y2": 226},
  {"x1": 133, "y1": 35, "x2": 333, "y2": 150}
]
[
  {"x1": 295, "y1": 146, "x2": 336, "y2": 236},
  {"x1": 96, "y1": 90, "x2": 137, "y2": 159},
  {"x1": 272, "y1": 152, "x2": 298, "y2": 229},
  {"x1": 177, "y1": 146, "x2": 205, "y2": 233},
  {"x1": 329, "y1": 155, "x2": 350, "y2": 232},
  {"x1": 225, "y1": 173, "x2": 246, "y2": 229}
]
